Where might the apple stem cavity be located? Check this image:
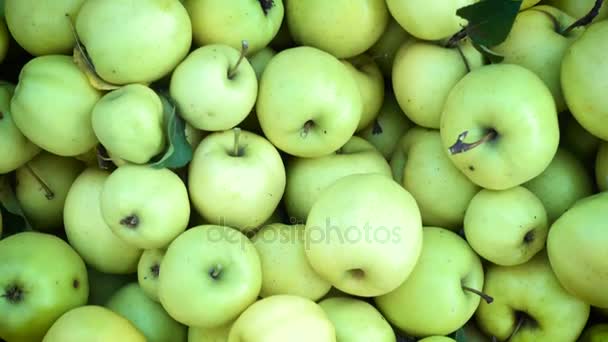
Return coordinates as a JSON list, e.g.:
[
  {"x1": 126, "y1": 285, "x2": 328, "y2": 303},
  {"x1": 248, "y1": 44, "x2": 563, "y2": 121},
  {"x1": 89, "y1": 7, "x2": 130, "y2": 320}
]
[
  {"x1": 150, "y1": 264, "x2": 160, "y2": 278},
  {"x1": 120, "y1": 214, "x2": 140, "y2": 229},
  {"x1": 300, "y1": 120, "x2": 315, "y2": 138},
  {"x1": 2, "y1": 285, "x2": 24, "y2": 304},
  {"x1": 209, "y1": 264, "x2": 223, "y2": 280},
  {"x1": 258, "y1": 0, "x2": 275, "y2": 15},
  {"x1": 506, "y1": 315, "x2": 527, "y2": 341},
  {"x1": 231, "y1": 127, "x2": 243, "y2": 157},
  {"x1": 448, "y1": 129, "x2": 498, "y2": 155},
  {"x1": 227, "y1": 40, "x2": 249, "y2": 80},
  {"x1": 462, "y1": 285, "x2": 494, "y2": 304},
  {"x1": 24, "y1": 163, "x2": 55, "y2": 200},
  {"x1": 562, "y1": 0, "x2": 604, "y2": 35}
]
